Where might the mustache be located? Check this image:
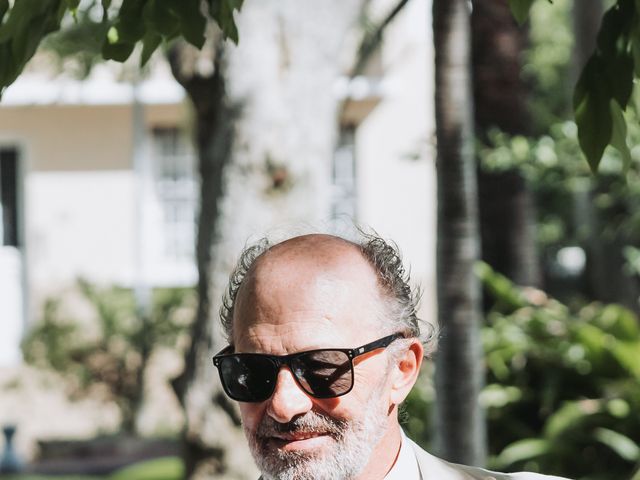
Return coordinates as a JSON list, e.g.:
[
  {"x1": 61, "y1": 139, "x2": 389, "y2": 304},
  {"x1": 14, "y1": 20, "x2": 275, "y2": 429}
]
[{"x1": 256, "y1": 411, "x2": 347, "y2": 438}]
